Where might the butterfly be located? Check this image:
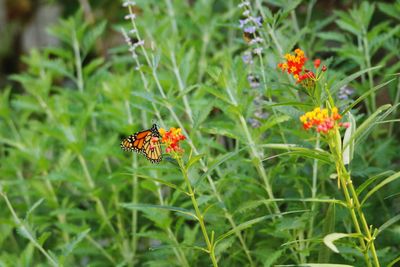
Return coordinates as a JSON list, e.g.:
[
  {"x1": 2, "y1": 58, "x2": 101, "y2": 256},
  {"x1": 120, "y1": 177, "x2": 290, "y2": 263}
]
[{"x1": 120, "y1": 124, "x2": 162, "y2": 163}]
